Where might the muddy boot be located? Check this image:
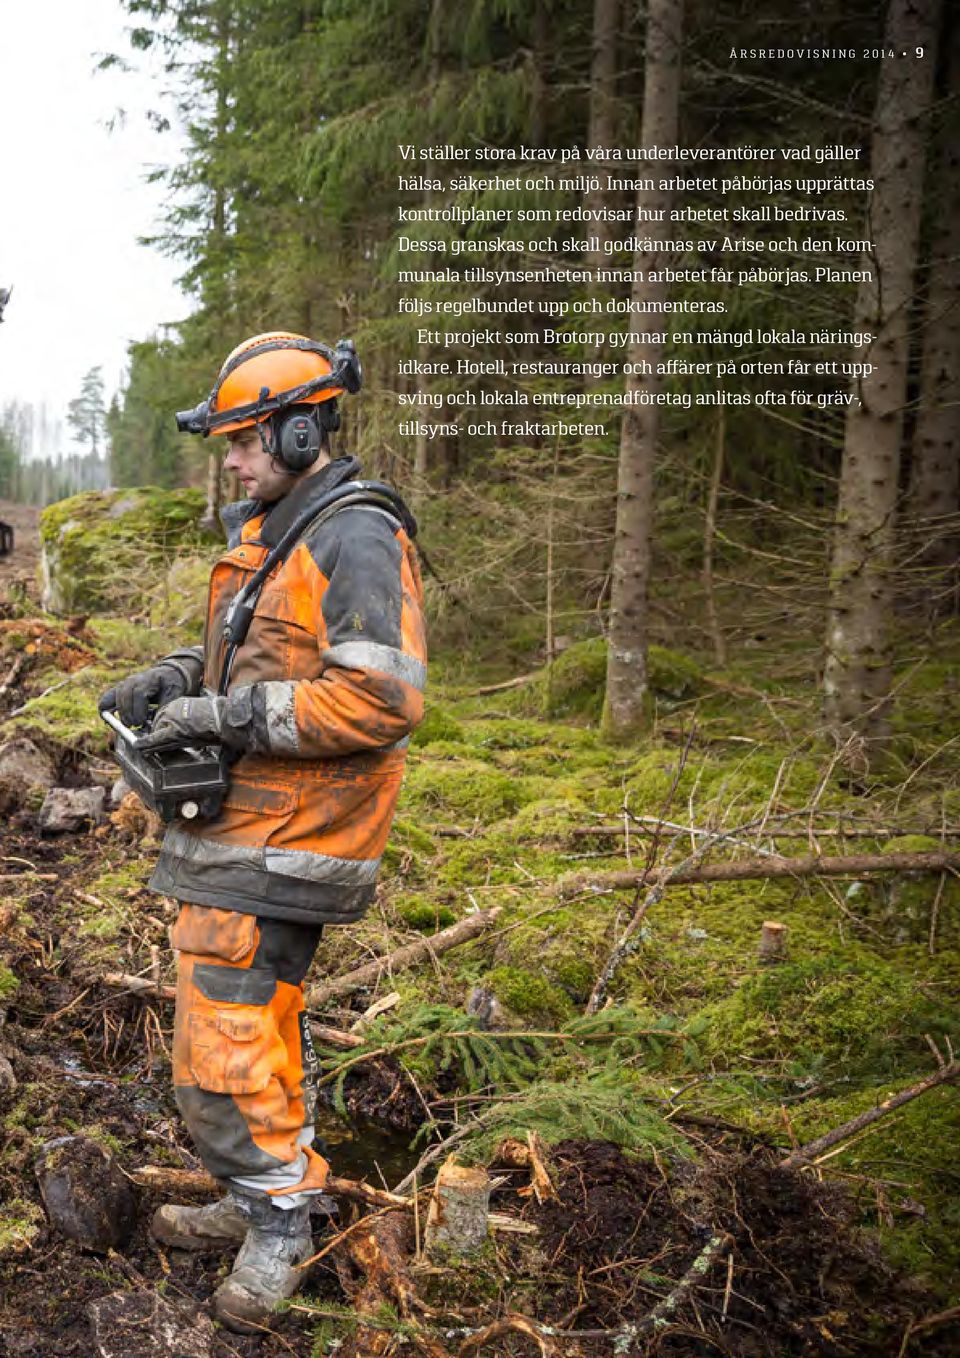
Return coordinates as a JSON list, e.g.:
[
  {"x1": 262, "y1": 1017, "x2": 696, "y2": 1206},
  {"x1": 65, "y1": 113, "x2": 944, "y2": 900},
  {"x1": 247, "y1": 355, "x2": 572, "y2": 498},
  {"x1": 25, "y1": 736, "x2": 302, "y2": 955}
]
[
  {"x1": 151, "y1": 1193, "x2": 249, "y2": 1252},
  {"x1": 212, "y1": 1193, "x2": 313, "y2": 1334}
]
